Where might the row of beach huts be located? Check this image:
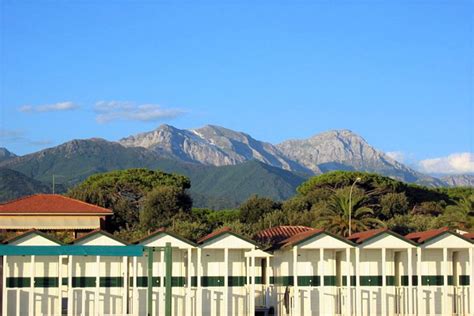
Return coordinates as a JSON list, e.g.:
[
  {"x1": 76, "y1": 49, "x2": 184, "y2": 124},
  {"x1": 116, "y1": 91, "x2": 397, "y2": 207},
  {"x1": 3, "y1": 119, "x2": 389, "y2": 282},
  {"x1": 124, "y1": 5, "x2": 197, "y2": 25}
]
[{"x1": 0, "y1": 194, "x2": 473, "y2": 316}]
